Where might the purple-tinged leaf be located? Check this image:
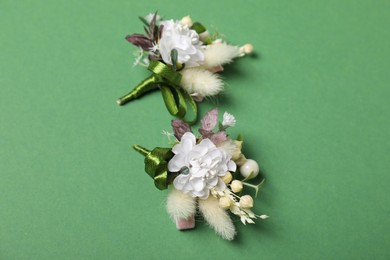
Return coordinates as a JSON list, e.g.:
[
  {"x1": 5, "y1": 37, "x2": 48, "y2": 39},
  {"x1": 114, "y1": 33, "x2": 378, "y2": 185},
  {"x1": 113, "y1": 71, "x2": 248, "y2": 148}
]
[
  {"x1": 149, "y1": 12, "x2": 158, "y2": 40},
  {"x1": 209, "y1": 131, "x2": 227, "y2": 145},
  {"x1": 138, "y1": 16, "x2": 150, "y2": 27},
  {"x1": 144, "y1": 26, "x2": 151, "y2": 39},
  {"x1": 125, "y1": 34, "x2": 153, "y2": 51},
  {"x1": 200, "y1": 108, "x2": 218, "y2": 132},
  {"x1": 148, "y1": 54, "x2": 158, "y2": 60},
  {"x1": 172, "y1": 120, "x2": 192, "y2": 141},
  {"x1": 199, "y1": 128, "x2": 213, "y2": 138},
  {"x1": 158, "y1": 24, "x2": 164, "y2": 39}
]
